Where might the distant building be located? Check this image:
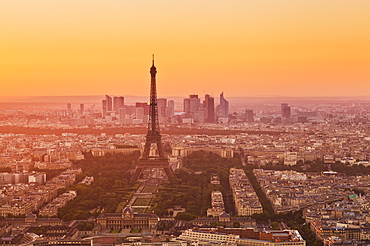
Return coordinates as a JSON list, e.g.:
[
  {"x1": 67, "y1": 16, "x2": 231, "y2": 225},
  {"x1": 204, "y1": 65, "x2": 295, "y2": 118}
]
[
  {"x1": 113, "y1": 96, "x2": 124, "y2": 112},
  {"x1": 66, "y1": 103, "x2": 72, "y2": 115},
  {"x1": 184, "y1": 95, "x2": 203, "y2": 123},
  {"x1": 193, "y1": 214, "x2": 256, "y2": 228},
  {"x1": 172, "y1": 147, "x2": 234, "y2": 158},
  {"x1": 184, "y1": 95, "x2": 200, "y2": 114},
  {"x1": 179, "y1": 228, "x2": 239, "y2": 244},
  {"x1": 157, "y1": 98, "x2": 167, "y2": 118},
  {"x1": 79, "y1": 103, "x2": 84, "y2": 115},
  {"x1": 204, "y1": 94, "x2": 215, "y2": 123},
  {"x1": 230, "y1": 168, "x2": 263, "y2": 216},
  {"x1": 216, "y1": 92, "x2": 229, "y2": 119},
  {"x1": 119, "y1": 108, "x2": 126, "y2": 124},
  {"x1": 2, "y1": 213, "x2": 63, "y2": 227},
  {"x1": 228, "y1": 228, "x2": 305, "y2": 246},
  {"x1": 281, "y1": 103, "x2": 291, "y2": 118},
  {"x1": 102, "y1": 99, "x2": 107, "y2": 117},
  {"x1": 284, "y1": 152, "x2": 298, "y2": 165},
  {"x1": 106, "y1": 95, "x2": 113, "y2": 112},
  {"x1": 167, "y1": 100, "x2": 175, "y2": 117},
  {"x1": 135, "y1": 102, "x2": 149, "y2": 115},
  {"x1": 28, "y1": 172, "x2": 47, "y2": 185},
  {"x1": 96, "y1": 205, "x2": 158, "y2": 230},
  {"x1": 136, "y1": 107, "x2": 145, "y2": 120},
  {"x1": 245, "y1": 109, "x2": 254, "y2": 122},
  {"x1": 0, "y1": 172, "x2": 46, "y2": 185},
  {"x1": 179, "y1": 228, "x2": 305, "y2": 246},
  {"x1": 210, "y1": 175, "x2": 220, "y2": 185},
  {"x1": 207, "y1": 190, "x2": 225, "y2": 217},
  {"x1": 91, "y1": 147, "x2": 140, "y2": 157}
]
